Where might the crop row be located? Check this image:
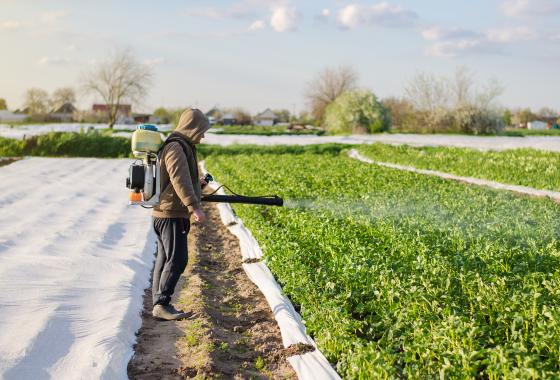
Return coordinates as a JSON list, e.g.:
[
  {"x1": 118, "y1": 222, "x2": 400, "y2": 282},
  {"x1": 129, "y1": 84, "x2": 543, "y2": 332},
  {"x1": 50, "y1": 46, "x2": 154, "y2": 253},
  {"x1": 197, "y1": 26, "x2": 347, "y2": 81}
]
[
  {"x1": 205, "y1": 147, "x2": 560, "y2": 379},
  {"x1": 358, "y1": 143, "x2": 560, "y2": 192}
]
